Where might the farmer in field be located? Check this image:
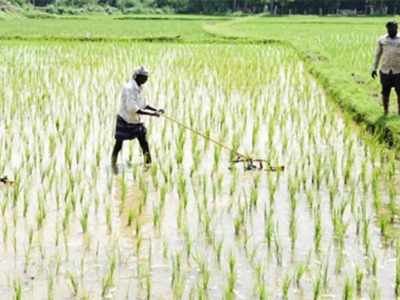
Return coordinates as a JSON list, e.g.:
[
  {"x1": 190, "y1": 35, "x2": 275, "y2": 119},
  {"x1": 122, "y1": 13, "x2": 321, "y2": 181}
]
[
  {"x1": 372, "y1": 21, "x2": 400, "y2": 115},
  {"x1": 111, "y1": 67, "x2": 164, "y2": 174}
]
